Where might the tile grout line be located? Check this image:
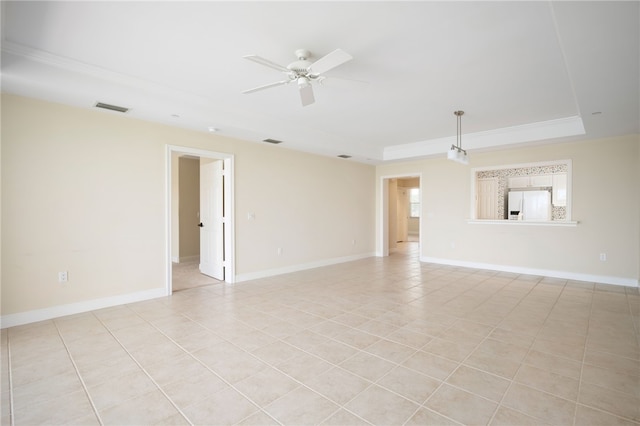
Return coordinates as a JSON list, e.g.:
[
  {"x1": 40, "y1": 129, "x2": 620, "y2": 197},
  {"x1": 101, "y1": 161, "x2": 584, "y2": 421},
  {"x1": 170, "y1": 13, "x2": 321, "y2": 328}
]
[
  {"x1": 52, "y1": 319, "x2": 104, "y2": 426},
  {"x1": 139, "y1": 310, "x2": 285, "y2": 426},
  {"x1": 397, "y1": 271, "x2": 518, "y2": 425},
  {"x1": 486, "y1": 278, "x2": 575, "y2": 425},
  {"x1": 6, "y1": 331, "x2": 15, "y2": 426},
  {"x1": 480, "y1": 276, "x2": 563, "y2": 425},
  {"x1": 91, "y1": 309, "x2": 196, "y2": 426},
  {"x1": 572, "y1": 282, "x2": 596, "y2": 426}
]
